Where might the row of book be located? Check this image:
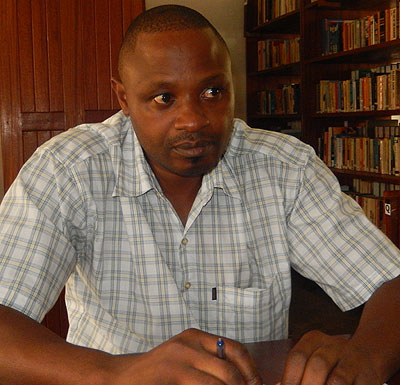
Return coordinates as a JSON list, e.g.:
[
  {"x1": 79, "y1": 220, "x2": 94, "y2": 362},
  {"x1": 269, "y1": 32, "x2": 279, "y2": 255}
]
[
  {"x1": 256, "y1": 83, "x2": 300, "y2": 115},
  {"x1": 257, "y1": 38, "x2": 300, "y2": 71},
  {"x1": 316, "y1": 64, "x2": 400, "y2": 113},
  {"x1": 348, "y1": 119, "x2": 400, "y2": 139},
  {"x1": 257, "y1": 120, "x2": 302, "y2": 138},
  {"x1": 350, "y1": 178, "x2": 400, "y2": 198},
  {"x1": 352, "y1": 194, "x2": 385, "y2": 228},
  {"x1": 345, "y1": 181, "x2": 400, "y2": 229},
  {"x1": 257, "y1": 0, "x2": 300, "y2": 25},
  {"x1": 280, "y1": 120, "x2": 301, "y2": 138},
  {"x1": 322, "y1": 3, "x2": 400, "y2": 56},
  {"x1": 319, "y1": 124, "x2": 400, "y2": 175}
]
